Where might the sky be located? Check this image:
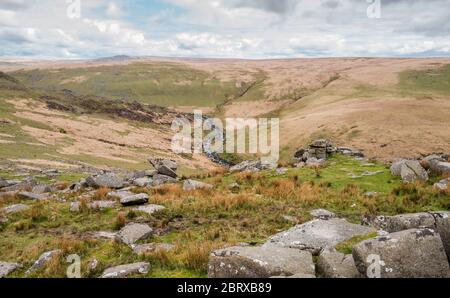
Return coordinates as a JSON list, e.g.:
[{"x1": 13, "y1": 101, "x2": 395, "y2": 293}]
[{"x1": 0, "y1": 0, "x2": 450, "y2": 59}]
